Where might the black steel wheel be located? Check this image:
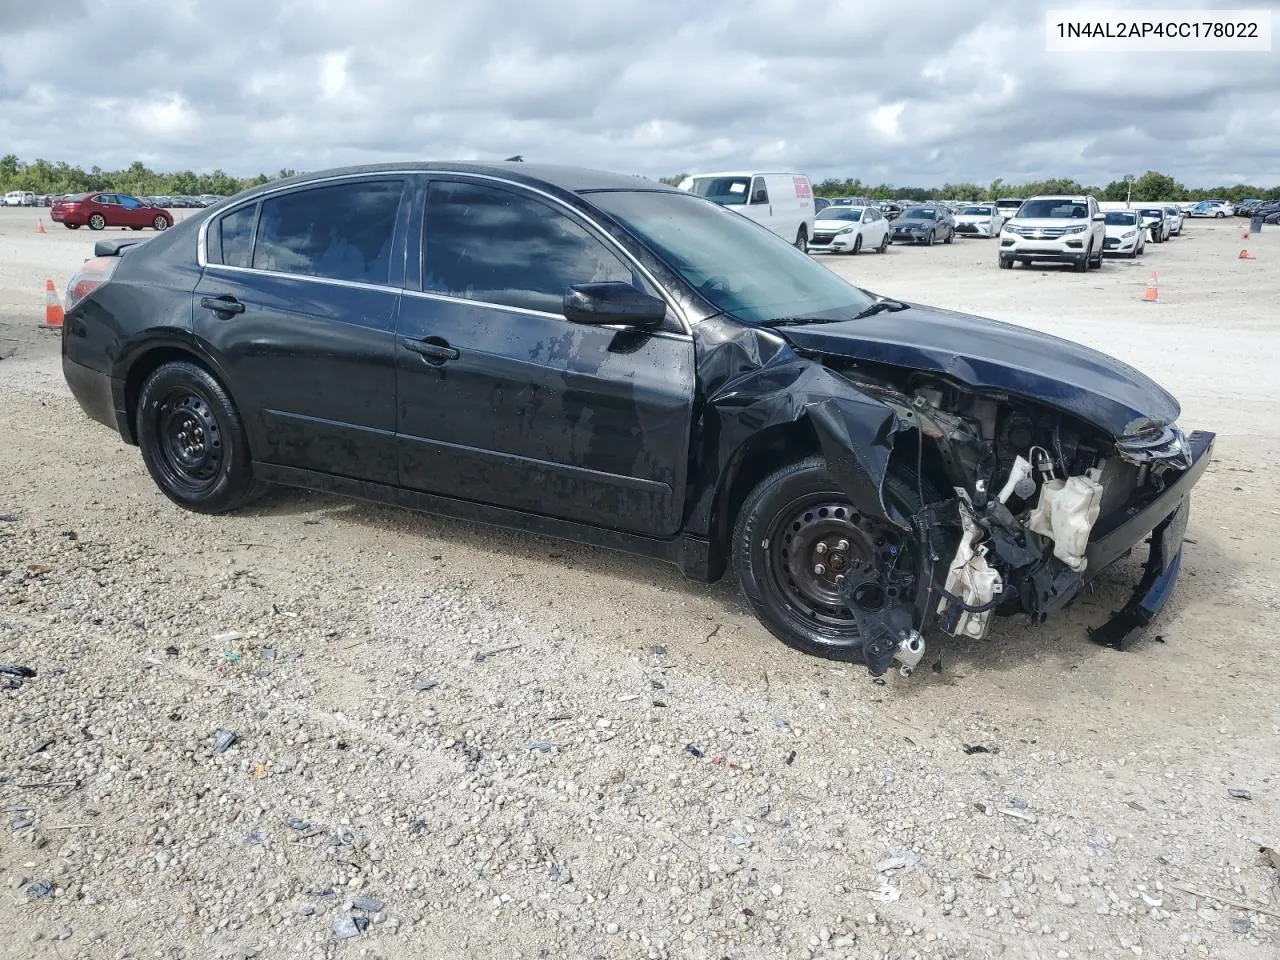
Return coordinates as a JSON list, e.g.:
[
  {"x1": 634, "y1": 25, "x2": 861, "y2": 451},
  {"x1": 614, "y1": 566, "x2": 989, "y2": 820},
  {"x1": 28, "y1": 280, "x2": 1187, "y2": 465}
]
[
  {"x1": 732, "y1": 456, "x2": 929, "y2": 661},
  {"x1": 136, "y1": 361, "x2": 265, "y2": 513}
]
